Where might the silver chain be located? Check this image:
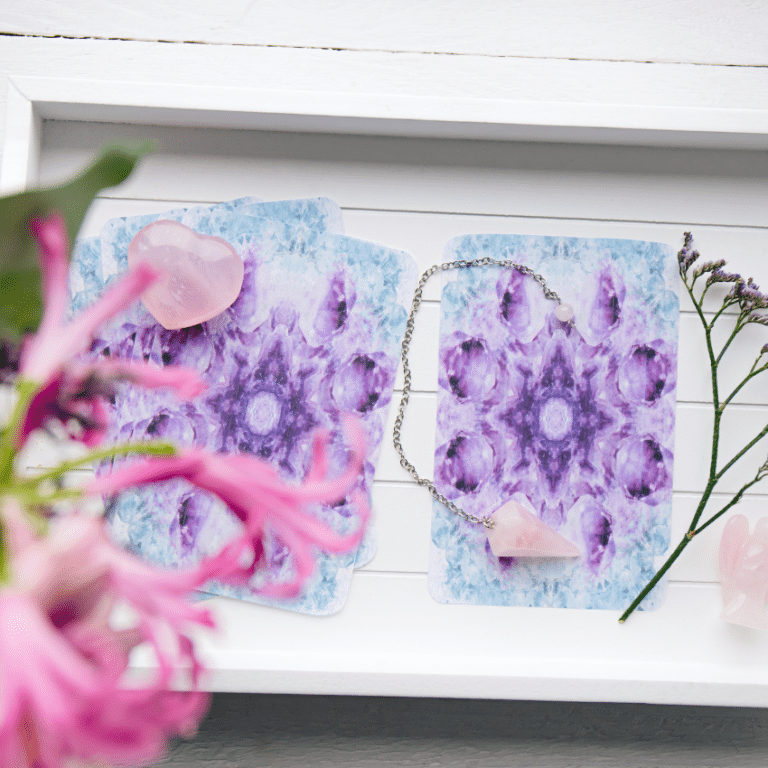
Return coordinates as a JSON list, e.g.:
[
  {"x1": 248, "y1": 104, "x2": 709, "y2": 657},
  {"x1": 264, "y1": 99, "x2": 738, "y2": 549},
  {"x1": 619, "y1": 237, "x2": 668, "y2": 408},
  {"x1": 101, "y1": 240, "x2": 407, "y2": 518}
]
[{"x1": 392, "y1": 256, "x2": 573, "y2": 530}]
